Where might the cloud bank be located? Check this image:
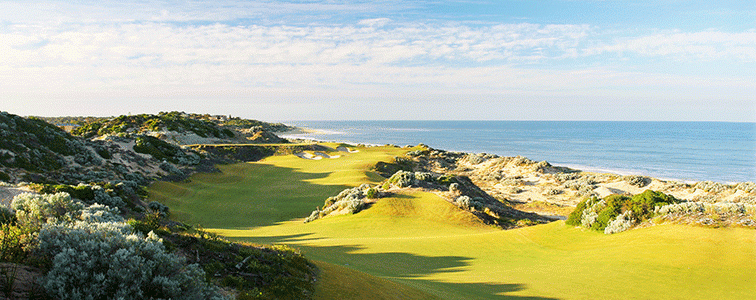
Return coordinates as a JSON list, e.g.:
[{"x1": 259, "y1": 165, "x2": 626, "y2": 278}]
[{"x1": 1, "y1": 1, "x2": 754, "y2": 121}]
